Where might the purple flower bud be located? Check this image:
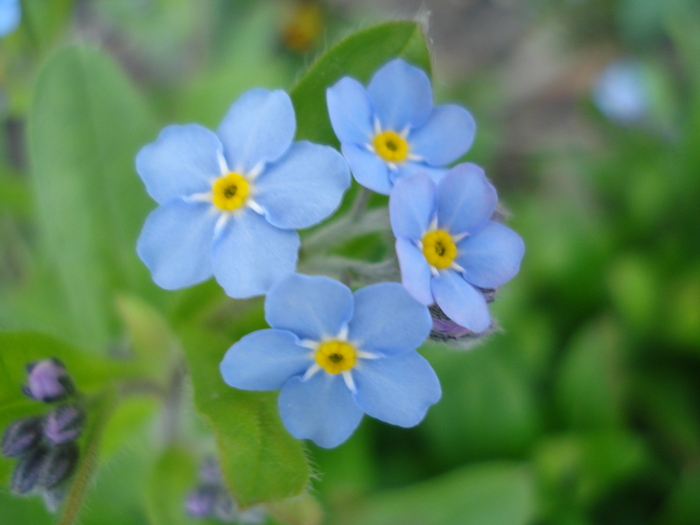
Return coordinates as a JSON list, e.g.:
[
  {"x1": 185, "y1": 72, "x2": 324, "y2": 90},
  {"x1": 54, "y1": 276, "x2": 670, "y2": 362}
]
[
  {"x1": 428, "y1": 303, "x2": 494, "y2": 345},
  {"x1": 186, "y1": 485, "x2": 218, "y2": 518},
  {"x1": 43, "y1": 404, "x2": 86, "y2": 445},
  {"x1": 198, "y1": 456, "x2": 222, "y2": 484},
  {"x1": 38, "y1": 442, "x2": 79, "y2": 490},
  {"x1": 1, "y1": 416, "x2": 43, "y2": 458},
  {"x1": 11, "y1": 445, "x2": 49, "y2": 494},
  {"x1": 23, "y1": 358, "x2": 75, "y2": 403},
  {"x1": 42, "y1": 485, "x2": 68, "y2": 513},
  {"x1": 212, "y1": 491, "x2": 238, "y2": 523}
]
